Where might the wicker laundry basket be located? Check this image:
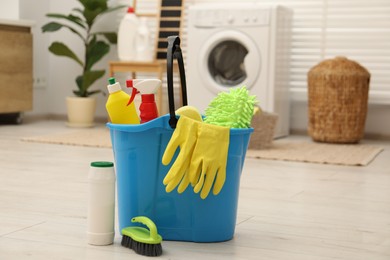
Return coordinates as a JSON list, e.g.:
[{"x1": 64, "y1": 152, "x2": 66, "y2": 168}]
[
  {"x1": 307, "y1": 56, "x2": 370, "y2": 143},
  {"x1": 249, "y1": 110, "x2": 278, "y2": 150}
]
